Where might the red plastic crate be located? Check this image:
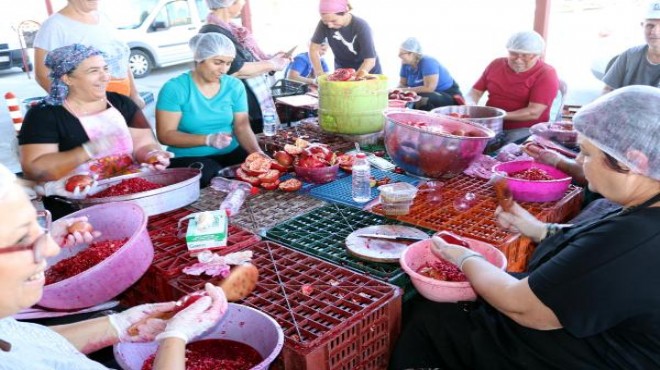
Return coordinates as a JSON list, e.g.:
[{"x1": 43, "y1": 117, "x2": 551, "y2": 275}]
[
  {"x1": 369, "y1": 175, "x2": 584, "y2": 272},
  {"x1": 119, "y1": 207, "x2": 262, "y2": 304},
  {"x1": 169, "y1": 241, "x2": 402, "y2": 370}
]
